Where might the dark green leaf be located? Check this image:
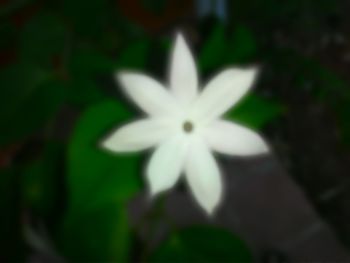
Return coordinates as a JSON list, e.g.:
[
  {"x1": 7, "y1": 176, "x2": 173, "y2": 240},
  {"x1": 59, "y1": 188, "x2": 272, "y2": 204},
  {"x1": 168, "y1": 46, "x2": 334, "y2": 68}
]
[
  {"x1": 151, "y1": 226, "x2": 252, "y2": 262},
  {"x1": 199, "y1": 23, "x2": 226, "y2": 72},
  {"x1": 69, "y1": 48, "x2": 117, "y2": 75},
  {"x1": 227, "y1": 25, "x2": 257, "y2": 64},
  {"x1": 62, "y1": 0, "x2": 110, "y2": 37},
  {"x1": 66, "y1": 48, "x2": 114, "y2": 106},
  {"x1": 66, "y1": 40, "x2": 150, "y2": 107},
  {"x1": 19, "y1": 13, "x2": 67, "y2": 65},
  {"x1": 0, "y1": 63, "x2": 65, "y2": 146},
  {"x1": 226, "y1": 94, "x2": 285, "y2": 129},
  {"x1": 67, "y1": 77, "x2": 107, "y2": 107},
  {"x1": 61, "y1": 203, "x2": 131, "y2": 262},
  {"x1": 67, "y1": 99, "x2": 141, "y2": 211},
  {"x1": 0, "y1": 168, "x2": 25, "y2": 261},
  {"x1": 117, "y1": 40, "x2": 151, "y2": 69},
  {"x1": 21, "y1": 142, "x2": 63, "y2": 217},
  {"x1": 62, "y1": 100, "x2": 141, "y2": 261}
]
